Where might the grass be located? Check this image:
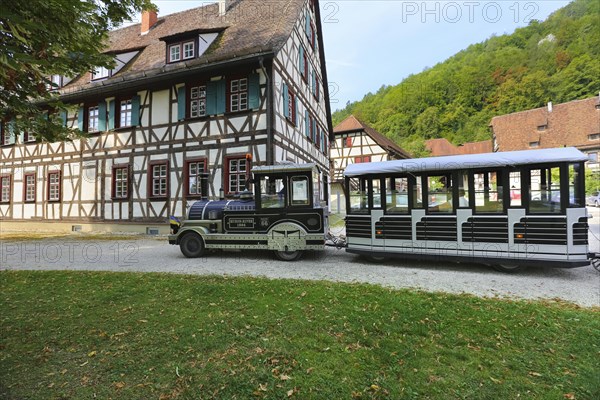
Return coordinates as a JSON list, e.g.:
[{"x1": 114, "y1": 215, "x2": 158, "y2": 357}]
[{"x1": 1, "y1": 271, "x2": 598, "y2": 399}]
